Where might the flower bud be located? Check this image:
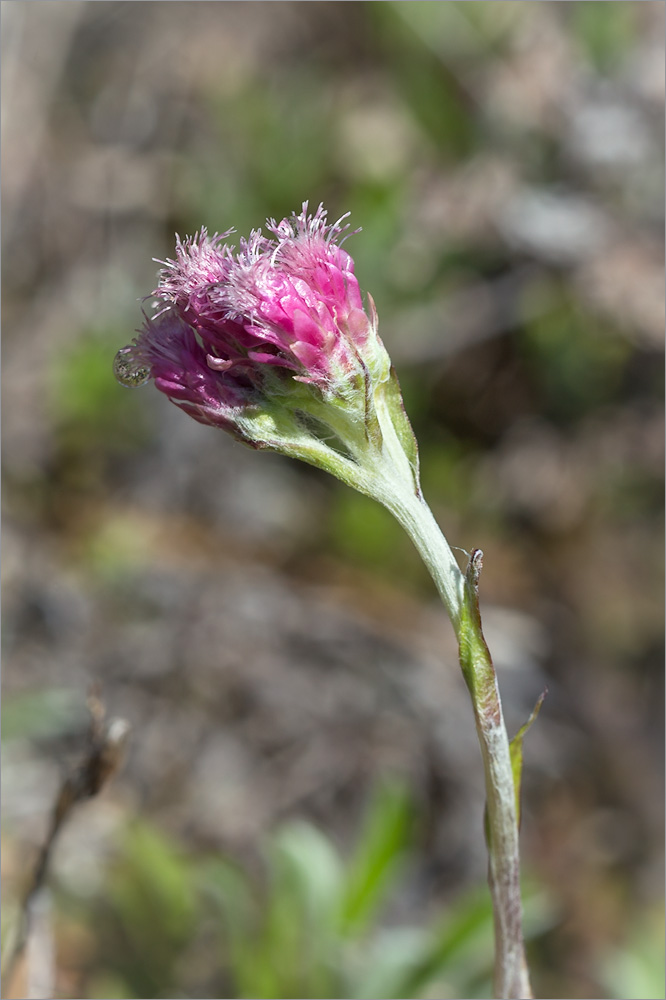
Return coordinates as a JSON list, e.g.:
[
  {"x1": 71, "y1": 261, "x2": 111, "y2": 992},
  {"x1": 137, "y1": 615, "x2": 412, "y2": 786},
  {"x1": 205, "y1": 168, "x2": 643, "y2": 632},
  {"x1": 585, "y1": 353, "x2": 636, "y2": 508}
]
[{"x1": 117, "y1": 203, "x2": 419, "y2": 496}]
